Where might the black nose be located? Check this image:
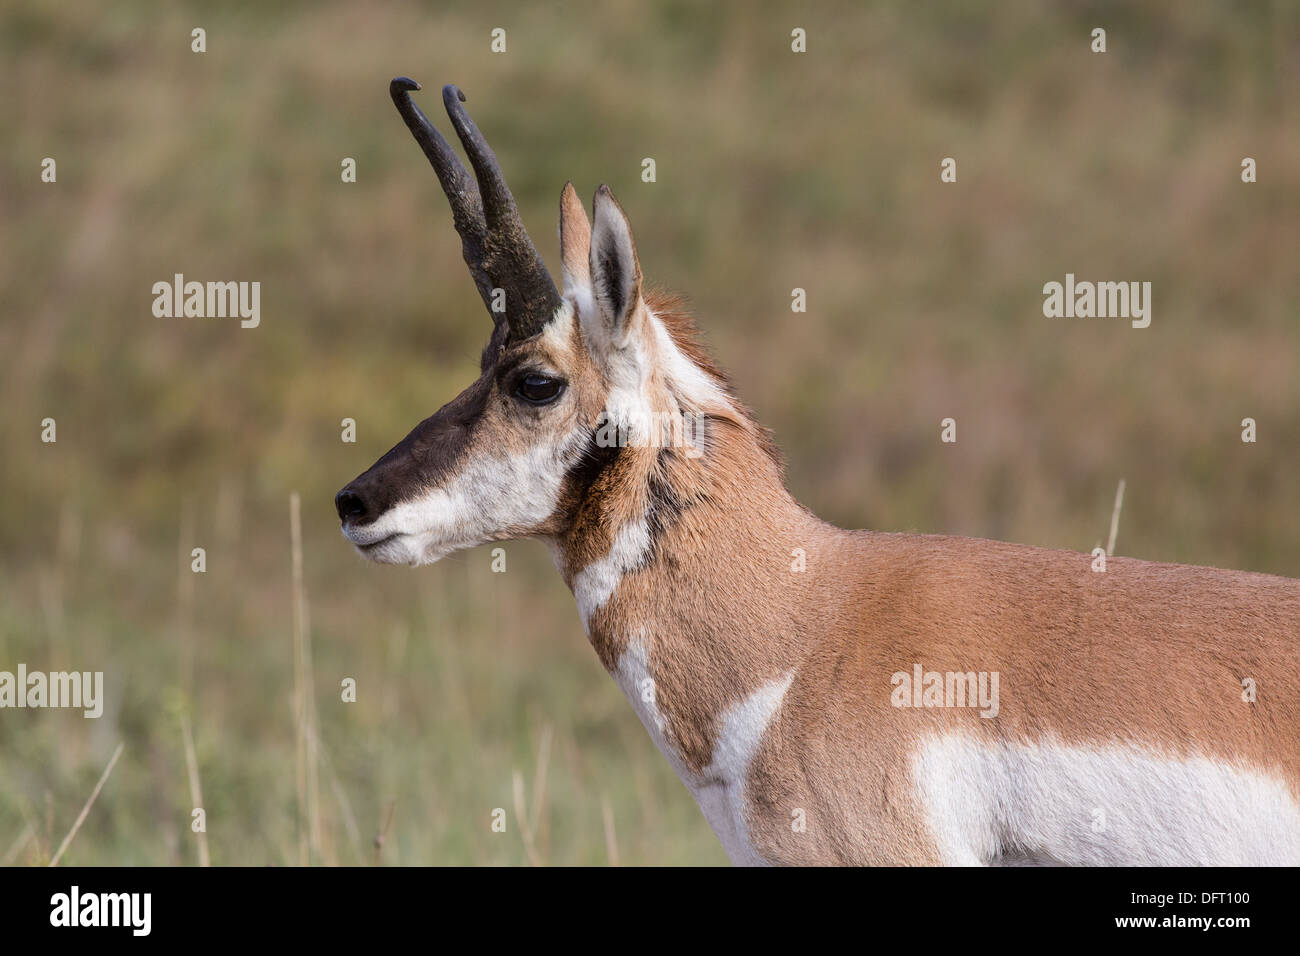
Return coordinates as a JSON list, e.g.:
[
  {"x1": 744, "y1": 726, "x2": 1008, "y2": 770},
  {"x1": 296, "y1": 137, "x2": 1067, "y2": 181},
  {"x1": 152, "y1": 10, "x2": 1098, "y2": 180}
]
[{"x1": 335, "y1": 488, "x2": 368, "y2": 522}]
